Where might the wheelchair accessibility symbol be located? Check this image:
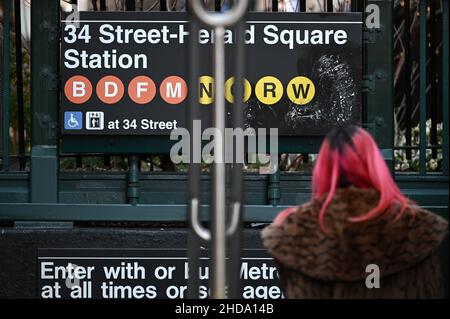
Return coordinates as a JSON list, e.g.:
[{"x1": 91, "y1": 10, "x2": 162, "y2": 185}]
[{"x1": 64, "y1": 112, "x2": 83, "y2": 130}]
